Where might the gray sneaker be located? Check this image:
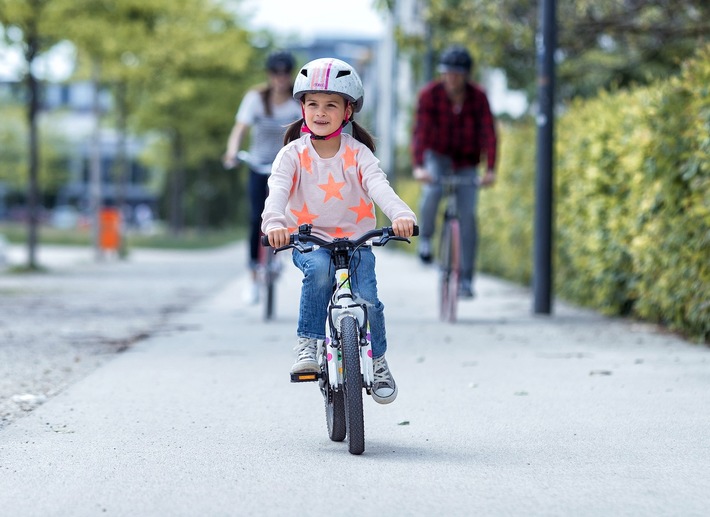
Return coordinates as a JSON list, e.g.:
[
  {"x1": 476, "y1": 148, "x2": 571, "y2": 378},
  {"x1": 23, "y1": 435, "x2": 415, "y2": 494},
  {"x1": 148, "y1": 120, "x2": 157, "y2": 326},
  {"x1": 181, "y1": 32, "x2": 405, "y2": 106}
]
[
  {"x1": 372, "y1": 355, "x2": 398, "y2": 404},
  {"x1": 291, "y1": 337, "x2": 319, "y2": 374}
]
